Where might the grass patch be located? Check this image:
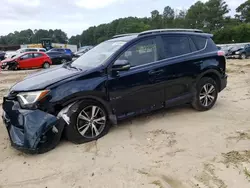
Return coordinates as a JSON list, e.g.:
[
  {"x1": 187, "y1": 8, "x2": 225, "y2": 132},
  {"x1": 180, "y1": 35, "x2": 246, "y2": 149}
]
[
  {"x1": 244, "y1": 168, "x2": 250, "y2": 180},
  {"x1": 222, "y1": 151, "x2": 250, "y2": 166},
  {"x1": 151, "y1": 180, "x2": 164, "y2": 188}
]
